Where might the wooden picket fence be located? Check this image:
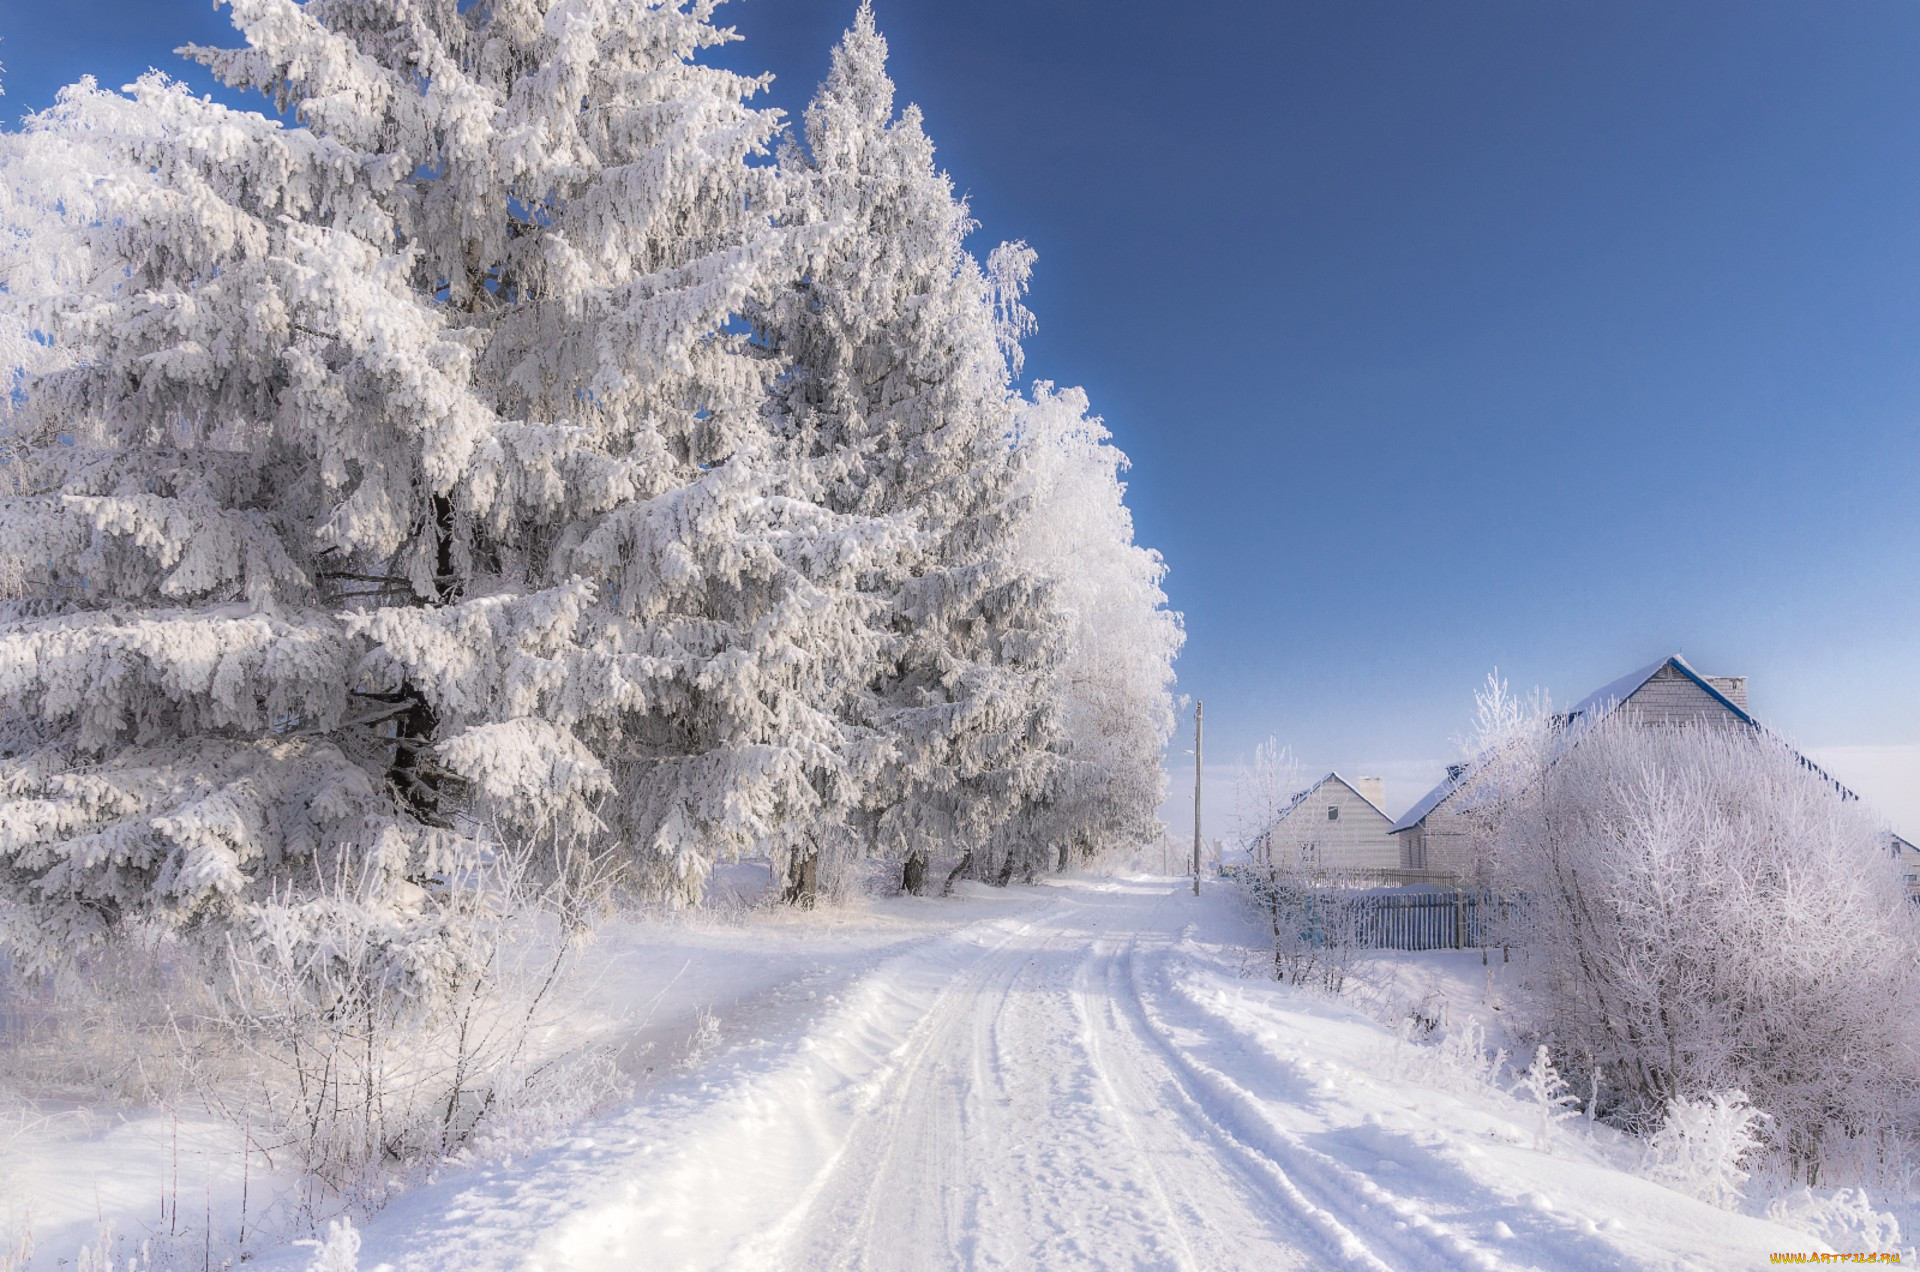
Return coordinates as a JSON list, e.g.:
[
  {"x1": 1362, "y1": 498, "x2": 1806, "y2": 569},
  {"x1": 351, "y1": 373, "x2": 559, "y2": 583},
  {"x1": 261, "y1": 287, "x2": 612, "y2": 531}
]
[
  {"x1": 1231, "y1": 868, "x2": 1508, "y2": 952},
  {"x1": 1345, "y1": 890, "x2": 1500, "y2": 951}
]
